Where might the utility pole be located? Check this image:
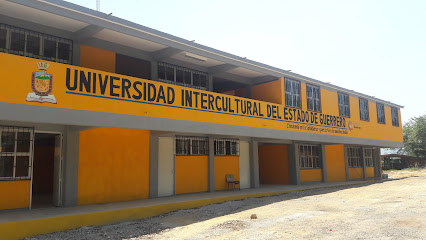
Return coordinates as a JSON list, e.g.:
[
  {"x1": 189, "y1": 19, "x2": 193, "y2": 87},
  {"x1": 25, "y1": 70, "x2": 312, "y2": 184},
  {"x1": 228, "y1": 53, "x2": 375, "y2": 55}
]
[{"x1": 96, "y1": 0, "x2": 100, "y2": 11}]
